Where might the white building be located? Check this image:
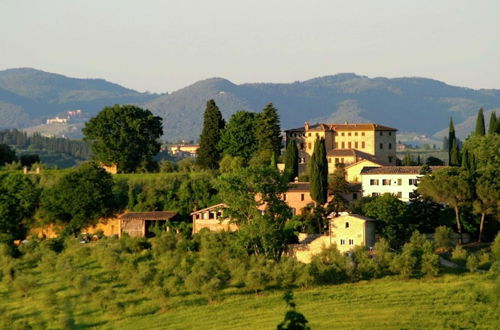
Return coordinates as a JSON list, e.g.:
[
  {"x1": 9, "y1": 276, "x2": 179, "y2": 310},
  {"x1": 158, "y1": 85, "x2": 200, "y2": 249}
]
[{"x1": 360, "y1": 166, "x2": 446, "y2": 202}]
